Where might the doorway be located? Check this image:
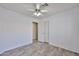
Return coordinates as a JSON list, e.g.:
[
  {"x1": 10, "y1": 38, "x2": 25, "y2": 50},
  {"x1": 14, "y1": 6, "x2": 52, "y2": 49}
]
[{"x1": 33, "y1": 22, "x2": 38, "y2": 42}]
